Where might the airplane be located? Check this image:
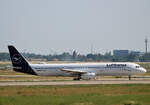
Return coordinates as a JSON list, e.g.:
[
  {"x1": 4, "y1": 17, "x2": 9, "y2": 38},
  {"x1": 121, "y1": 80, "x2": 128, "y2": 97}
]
[{"x1": 8, "y1": 45, "x2": 146, "y2": 80}]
